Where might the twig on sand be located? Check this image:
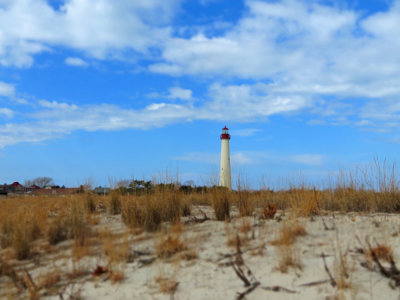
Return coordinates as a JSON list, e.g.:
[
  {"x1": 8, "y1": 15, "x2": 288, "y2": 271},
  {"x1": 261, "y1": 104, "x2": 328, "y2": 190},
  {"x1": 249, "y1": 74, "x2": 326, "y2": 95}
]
[
  {"x1": 298, "y1": 279, "x2": 332, "y2": 287},
  {"x1": 236, "y1": 282, "x2": 261, "y2": 299},
  {"x1": 261, "y1": 285, "x2": 297, "y2": 293},
  {"x1": 321, "y1": 252, "x2": 337, "y2": 287},
  {"x1": 231, "y1": 234, "x2": 298, "y2": 299}
]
